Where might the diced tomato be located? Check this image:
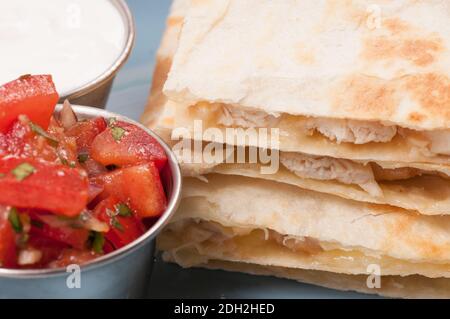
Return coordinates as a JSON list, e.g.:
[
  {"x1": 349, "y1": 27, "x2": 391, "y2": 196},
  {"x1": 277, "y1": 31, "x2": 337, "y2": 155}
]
[
  {"x1": 29, "y1": 219, "x2": 89, "y2": 250},
  {"x1": 0, "y1": 133, "x2": 7, "y2": 157},
  {"x1": 0, "y1": 158, "x2": 89, "y2": 217},
  {"x1": 94, "y1": 196, "x2": 145, "y2": 250},
  {"x1": 66, "y1": 117, "x2": 106, "y2": 151},
  {"x1": 0, "y1": 206, "x2": 17, "y2": 268},
  {"x1": 47, "y1": 118, "x2": 79, "y2": 165},
  {"x1": 0, "y1": 75, "x2": 59, "y2": 133},
  {"x1": 27, "y1": 230, "x2": 68, "y2": 268},
  {"x1": 5, "y1": 119, "x2": 35, "y2": 156},
  {"x1": 91, "y1": 121, "x2": 167, "y2": 170},
  {"x1": 3, "y1": 119, "x2": 59, "y2": 162},
  {"x1": 92, "y1": 162, "x2": 167, "y2": 218}
]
